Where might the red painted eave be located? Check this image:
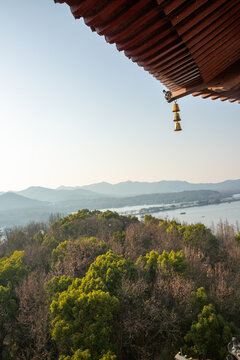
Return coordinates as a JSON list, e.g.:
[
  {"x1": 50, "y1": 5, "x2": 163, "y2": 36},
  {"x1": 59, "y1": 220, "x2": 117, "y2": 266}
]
[{"x1": 54, "y1": 0, "x2": 240, "y2": 104}]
